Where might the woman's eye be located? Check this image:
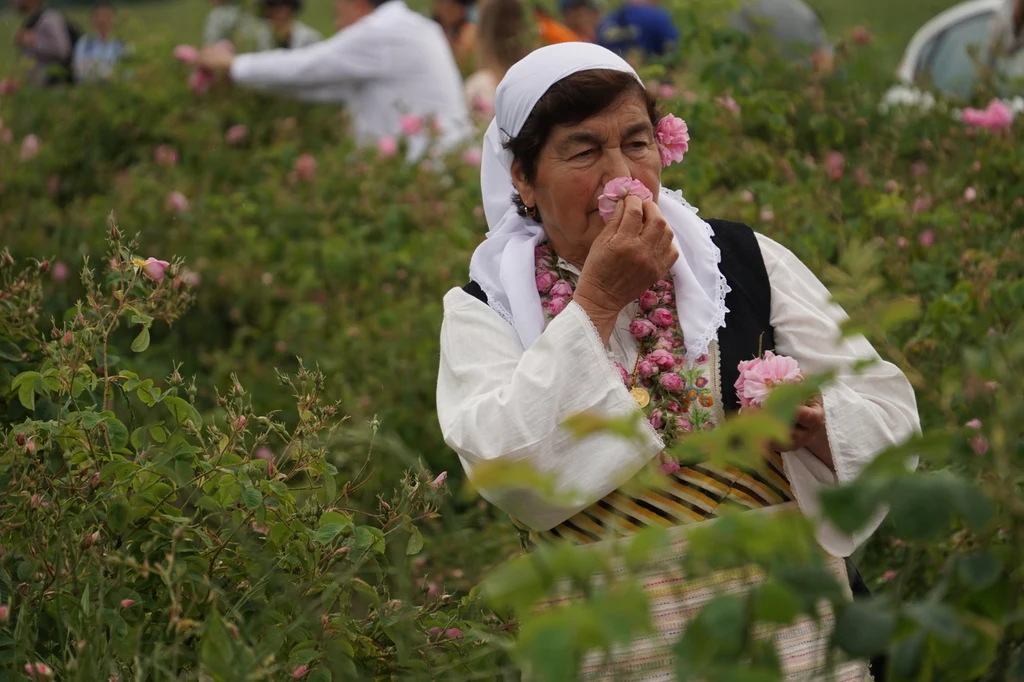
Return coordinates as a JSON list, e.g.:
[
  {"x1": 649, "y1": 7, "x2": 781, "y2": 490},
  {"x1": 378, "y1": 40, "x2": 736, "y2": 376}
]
[
  {"x1": 629, "y1": 140, "x2": 649, "y2": 149},
  {"x1": 572, "y1": 149, "x2": 594, "y2": 160}
]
